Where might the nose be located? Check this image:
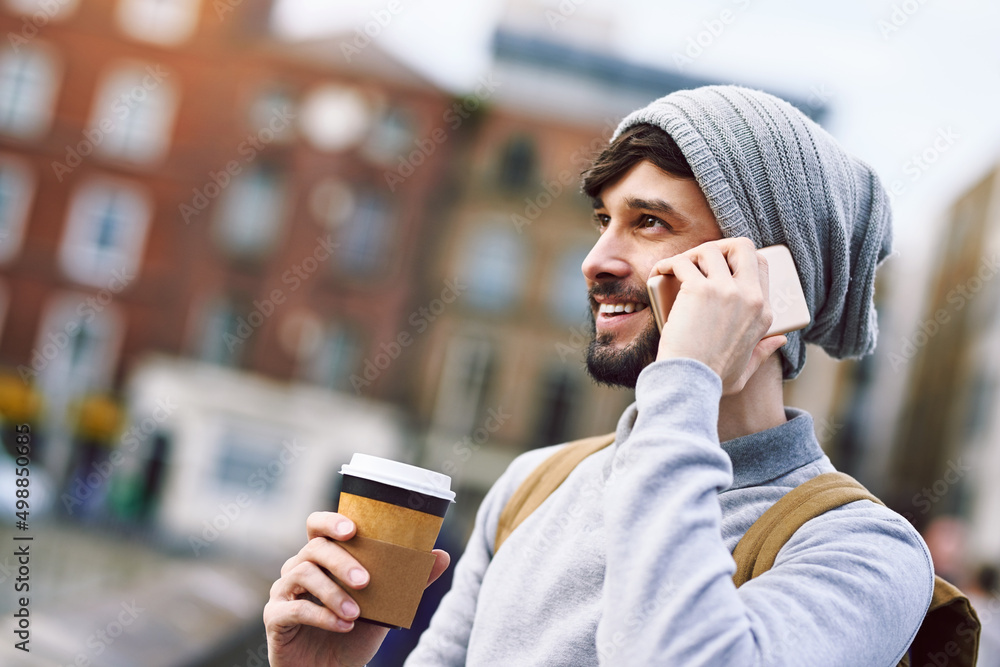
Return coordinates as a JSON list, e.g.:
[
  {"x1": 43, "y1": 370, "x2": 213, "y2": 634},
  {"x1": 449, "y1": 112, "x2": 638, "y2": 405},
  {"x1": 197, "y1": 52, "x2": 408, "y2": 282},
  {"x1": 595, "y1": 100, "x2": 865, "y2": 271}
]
[{"x1": 581, "y1": 227, "x2": 632, "y2": 283}]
